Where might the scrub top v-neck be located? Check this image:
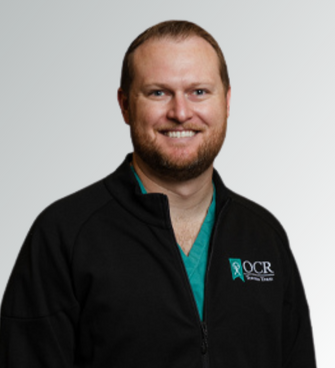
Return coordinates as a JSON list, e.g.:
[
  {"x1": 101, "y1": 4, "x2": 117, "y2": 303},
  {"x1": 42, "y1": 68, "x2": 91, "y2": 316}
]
[{"x1": 131, "y1": 166, "x2": 216, "y2": 320}]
